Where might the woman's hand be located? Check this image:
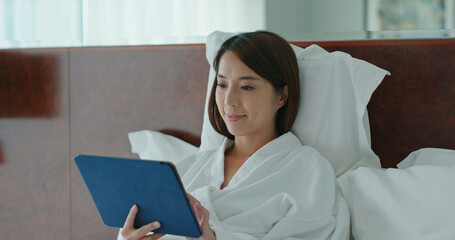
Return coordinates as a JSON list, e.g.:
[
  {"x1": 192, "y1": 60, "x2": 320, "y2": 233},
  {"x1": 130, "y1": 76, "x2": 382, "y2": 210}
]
[
  {"x1": 186, "y1": 194, "x2": 216, "y2": 240},
  {"x1": 121, "y1": 204, "x2": 164, "y2": 240}
]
